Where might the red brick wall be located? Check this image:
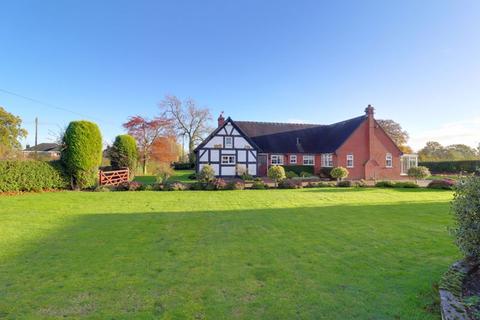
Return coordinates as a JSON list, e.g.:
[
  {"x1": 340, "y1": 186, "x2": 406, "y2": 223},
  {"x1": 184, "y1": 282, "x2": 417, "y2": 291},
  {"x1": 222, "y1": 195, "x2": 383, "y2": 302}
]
[{"x1": 336, "y1": 119, "x2": 403, "y2": 180}]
